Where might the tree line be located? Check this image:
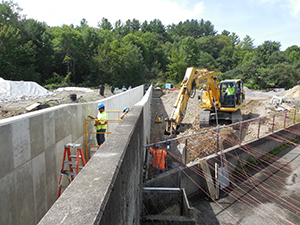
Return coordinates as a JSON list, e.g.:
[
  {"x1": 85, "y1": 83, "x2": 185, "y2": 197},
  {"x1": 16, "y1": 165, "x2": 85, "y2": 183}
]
[{"x1": 1, "y1": 0, "x2": 300, "y2": 90}]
